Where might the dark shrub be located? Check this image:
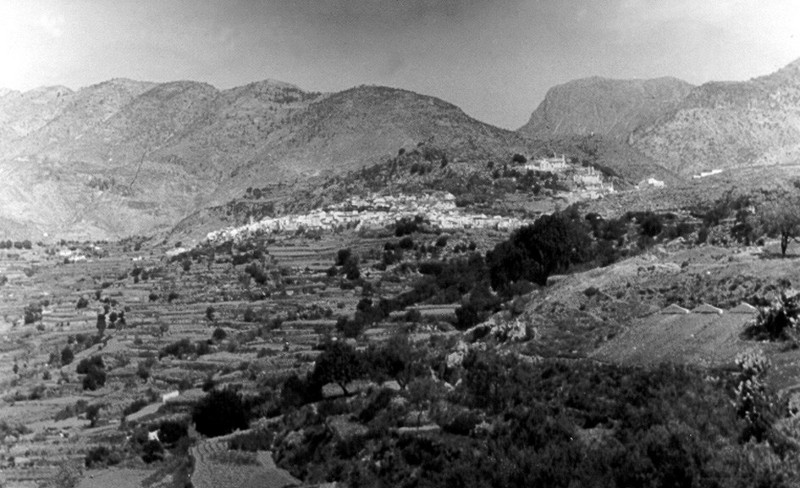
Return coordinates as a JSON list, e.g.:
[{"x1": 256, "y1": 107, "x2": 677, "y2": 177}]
[
  {"x1": 60, "y1": 347, "x2": 74, "y2": 365},
  {"x1": 336, "y1": 248, "x2": 353, "y2": 266},
  {"x1": 85, "y1": 445, "x2": 120, "y2": 468},
  {"x1": 398, "y1": 236, "x2": 414, "y2": 249},
  {"x1": 212, "y1": 327, "x2": 227, "y2": 341},
  {"x1": 141, "y1": 440, "x2": 164, "y2": 463},
  {"x1": 158, "y1": 419, "x2": 188, "y2": 445},
  {"x1": 639, "y1": 213, "x2": 664, "y2": 237},
  {"x1": 192, "y1": 388, "x2": 250, "y2": 437}
]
